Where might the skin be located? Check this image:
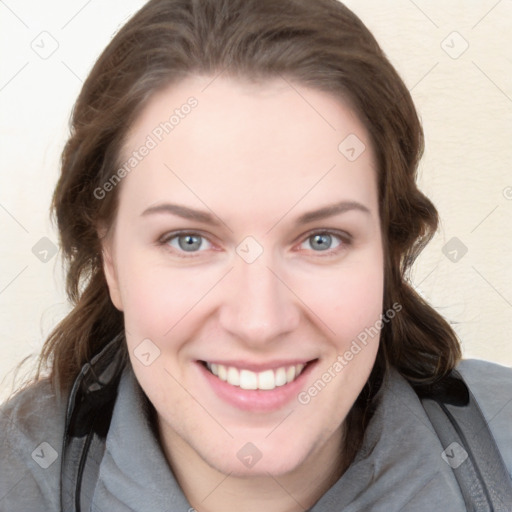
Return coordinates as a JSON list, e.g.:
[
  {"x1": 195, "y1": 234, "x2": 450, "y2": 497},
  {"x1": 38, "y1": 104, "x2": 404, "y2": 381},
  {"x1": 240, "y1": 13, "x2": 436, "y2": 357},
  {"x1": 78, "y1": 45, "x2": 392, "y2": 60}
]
[{"x1": 101, "y1": 75, "x2": 384, "y2": 512}]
